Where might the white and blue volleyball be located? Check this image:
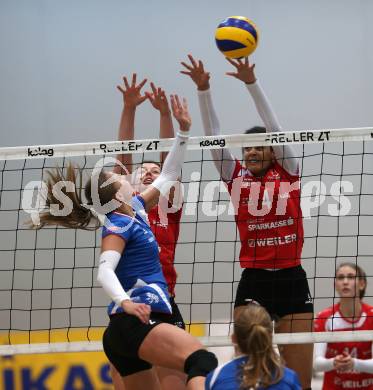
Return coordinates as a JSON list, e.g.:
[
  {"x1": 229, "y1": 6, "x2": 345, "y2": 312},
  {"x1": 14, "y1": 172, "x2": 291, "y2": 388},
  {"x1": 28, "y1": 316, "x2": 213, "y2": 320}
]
[{"x1": 215, "y1": 16, "x2": 259, "y2": 59}]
